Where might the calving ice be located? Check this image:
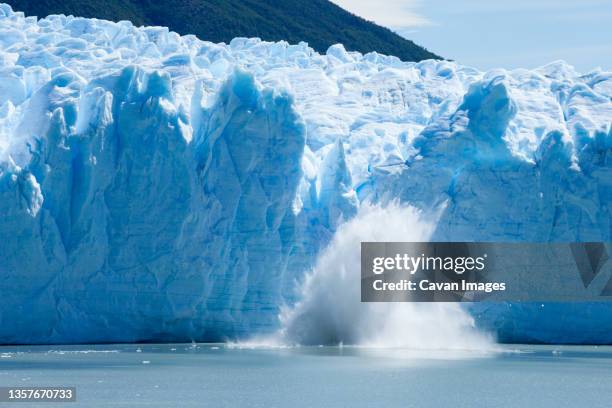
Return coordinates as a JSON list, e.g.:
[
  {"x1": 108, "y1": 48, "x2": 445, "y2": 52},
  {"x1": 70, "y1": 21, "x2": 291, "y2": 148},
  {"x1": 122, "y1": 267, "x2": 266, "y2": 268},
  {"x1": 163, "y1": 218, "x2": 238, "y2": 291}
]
[{"x1": 0, "y1": 2, "x2": 611, "y2": 345}]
